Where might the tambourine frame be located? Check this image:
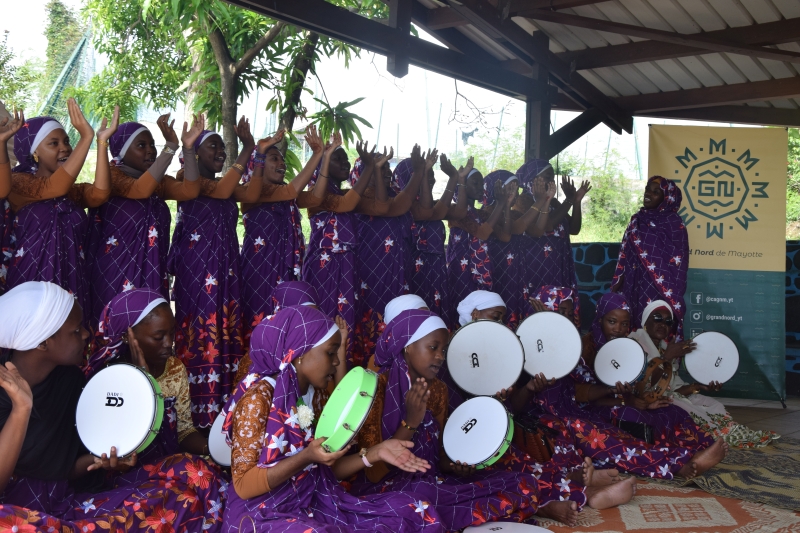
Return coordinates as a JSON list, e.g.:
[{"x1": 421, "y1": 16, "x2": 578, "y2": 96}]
[{"x1": 516, "y1": 312, "x2": 582, "y2": 380}]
